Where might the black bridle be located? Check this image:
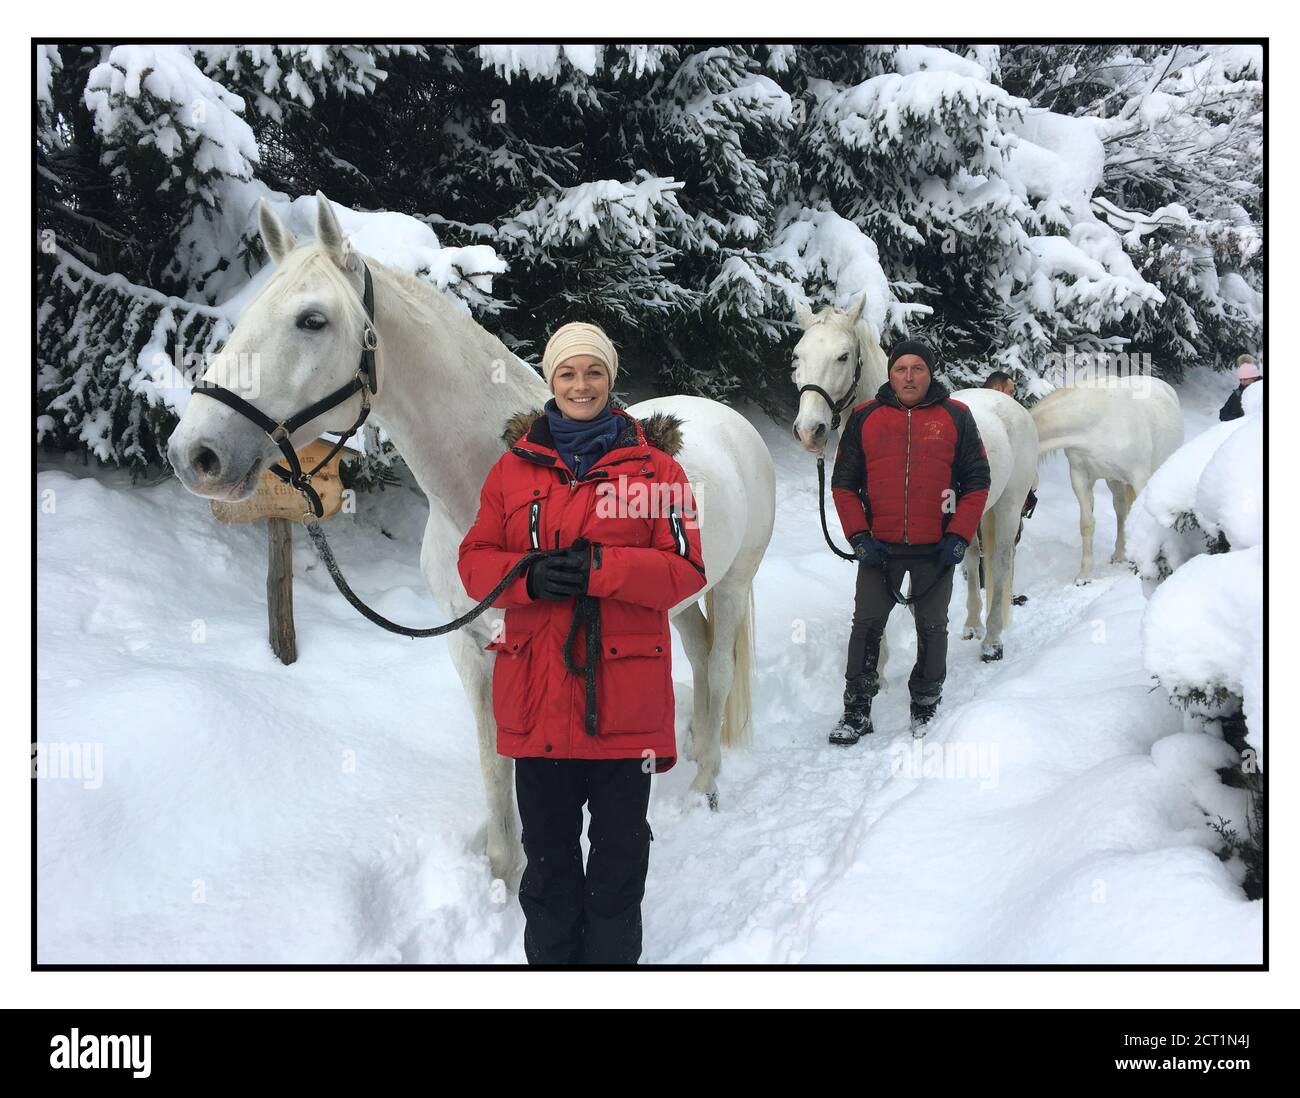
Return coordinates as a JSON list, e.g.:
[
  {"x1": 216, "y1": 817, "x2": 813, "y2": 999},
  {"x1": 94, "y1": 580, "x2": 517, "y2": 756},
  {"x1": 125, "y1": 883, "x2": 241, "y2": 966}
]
[
  {"x1": 191, "y1": 261, "x2": 380, "y2": 520},
  {"x1": 797, "y1": 348, "x2": 862, "y2": 434}
]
